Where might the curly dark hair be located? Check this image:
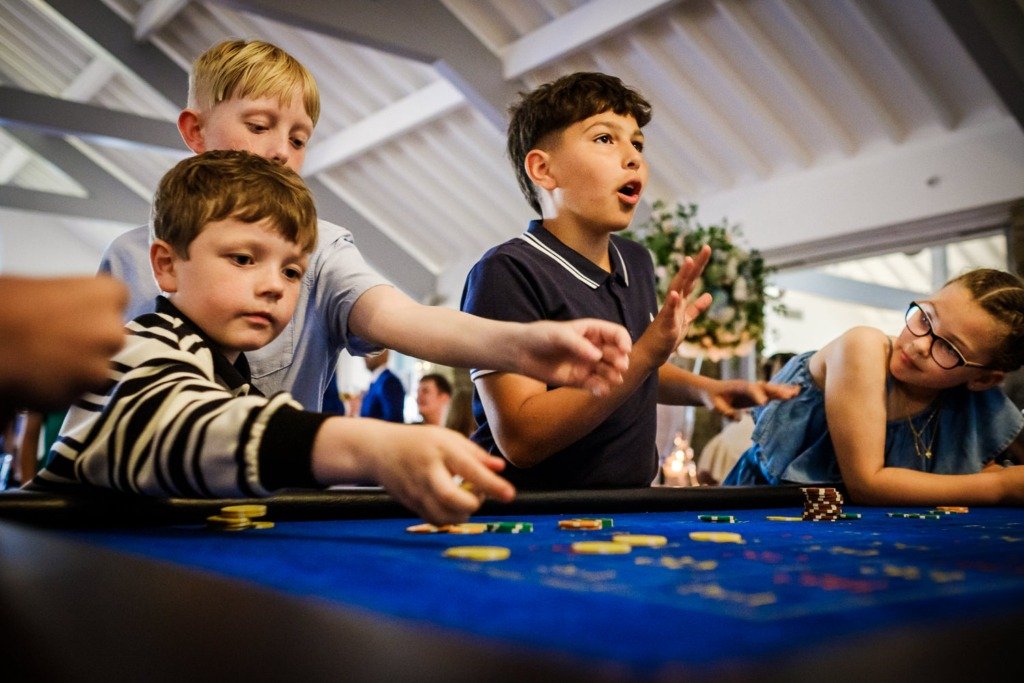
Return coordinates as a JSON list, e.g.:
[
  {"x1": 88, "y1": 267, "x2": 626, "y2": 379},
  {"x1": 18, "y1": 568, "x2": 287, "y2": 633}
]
[{"x1": 507, "y1": 72, "x2": 652, "y2": 215}]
